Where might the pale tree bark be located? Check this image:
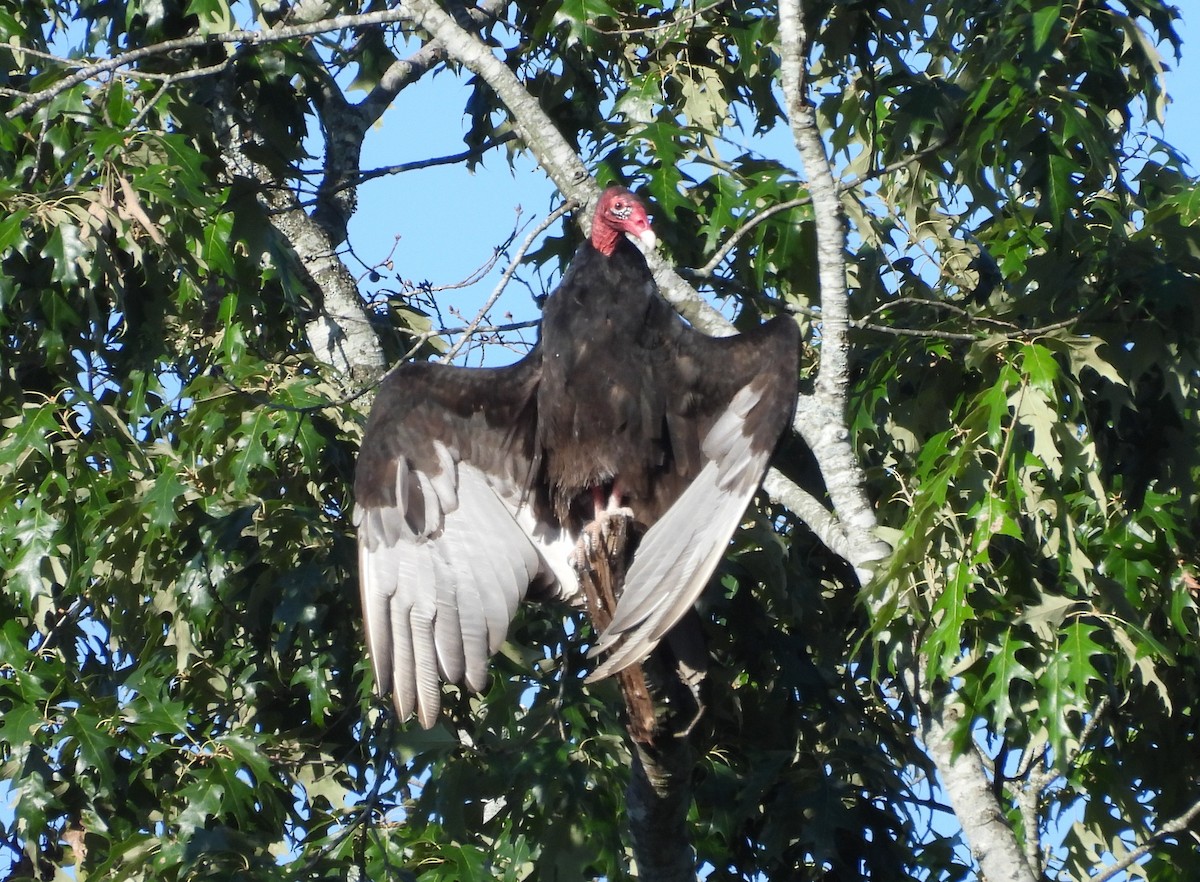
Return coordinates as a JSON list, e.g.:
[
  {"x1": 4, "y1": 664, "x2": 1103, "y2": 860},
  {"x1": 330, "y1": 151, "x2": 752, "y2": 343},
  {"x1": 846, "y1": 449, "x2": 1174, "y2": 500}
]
[
  {"x1": 776, "y1": 0, "x2": 889, "y2": 578},
  {"x1": 777, "y1": 2, "x2": 1034, "y2": 879},
  {"x1": 210, "y1": 0, "x2": 507, "y2": 396},
  {"x1": 220, "y1": 121, "x2": 385, "y2": 392},
  {"x1": 907, "y1": 666, "x2": 1039, "y2": 882},
  {"x1": 209, "y1": 0, "x2": 384, "y2": 392}
]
